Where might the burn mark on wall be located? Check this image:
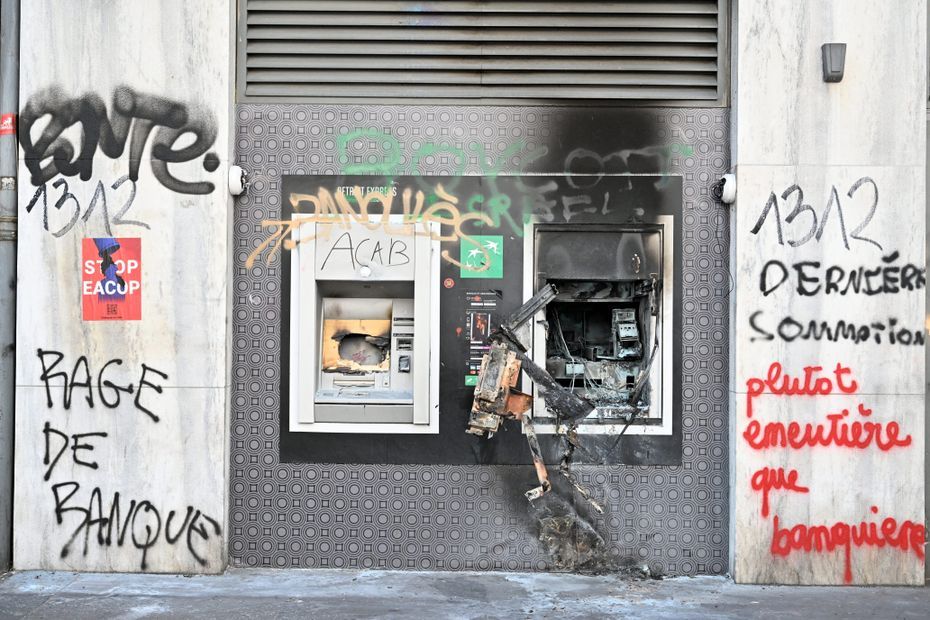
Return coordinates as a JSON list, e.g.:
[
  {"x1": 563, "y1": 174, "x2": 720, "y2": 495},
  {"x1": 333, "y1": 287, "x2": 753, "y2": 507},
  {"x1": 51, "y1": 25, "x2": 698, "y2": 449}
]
[
  {"x1": 527, "y1": 480, "x2": 656, "y2": 577},
  {"x1": 531, "y1": 494, "x2": 608, "y2": 572}
]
